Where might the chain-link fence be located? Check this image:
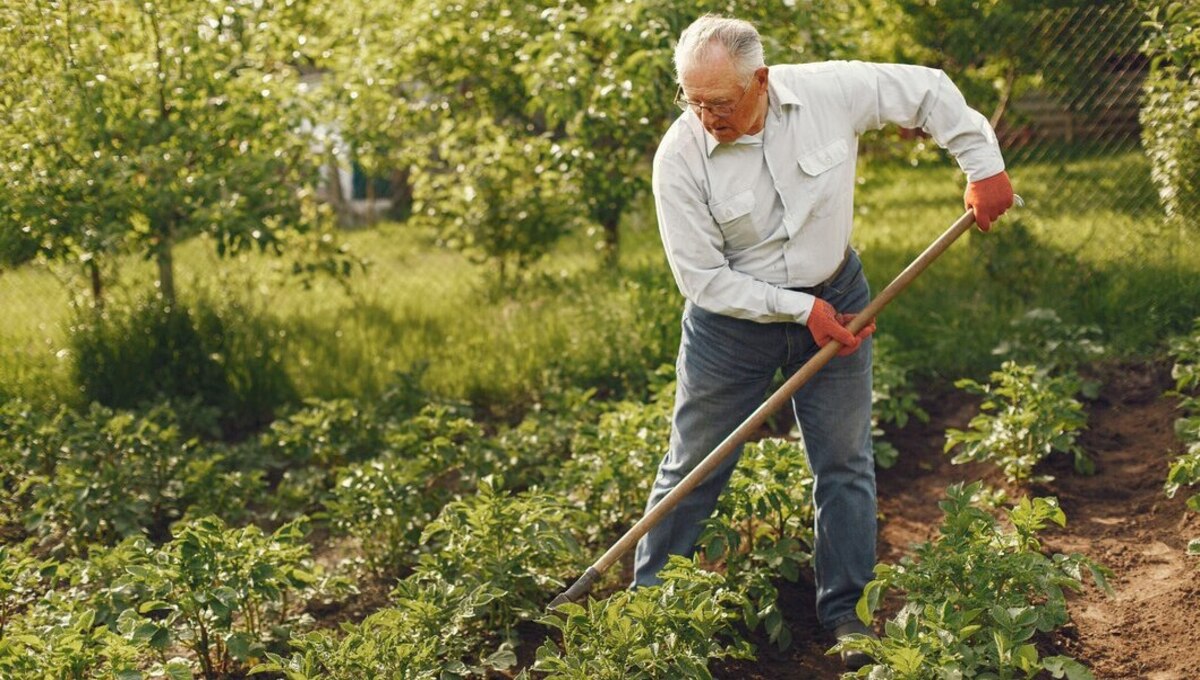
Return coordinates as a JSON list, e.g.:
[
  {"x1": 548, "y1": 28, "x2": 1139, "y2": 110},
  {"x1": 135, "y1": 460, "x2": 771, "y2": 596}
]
[{"x1": 995, "y1": 2, "x2": 1192, "y2": 257}]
